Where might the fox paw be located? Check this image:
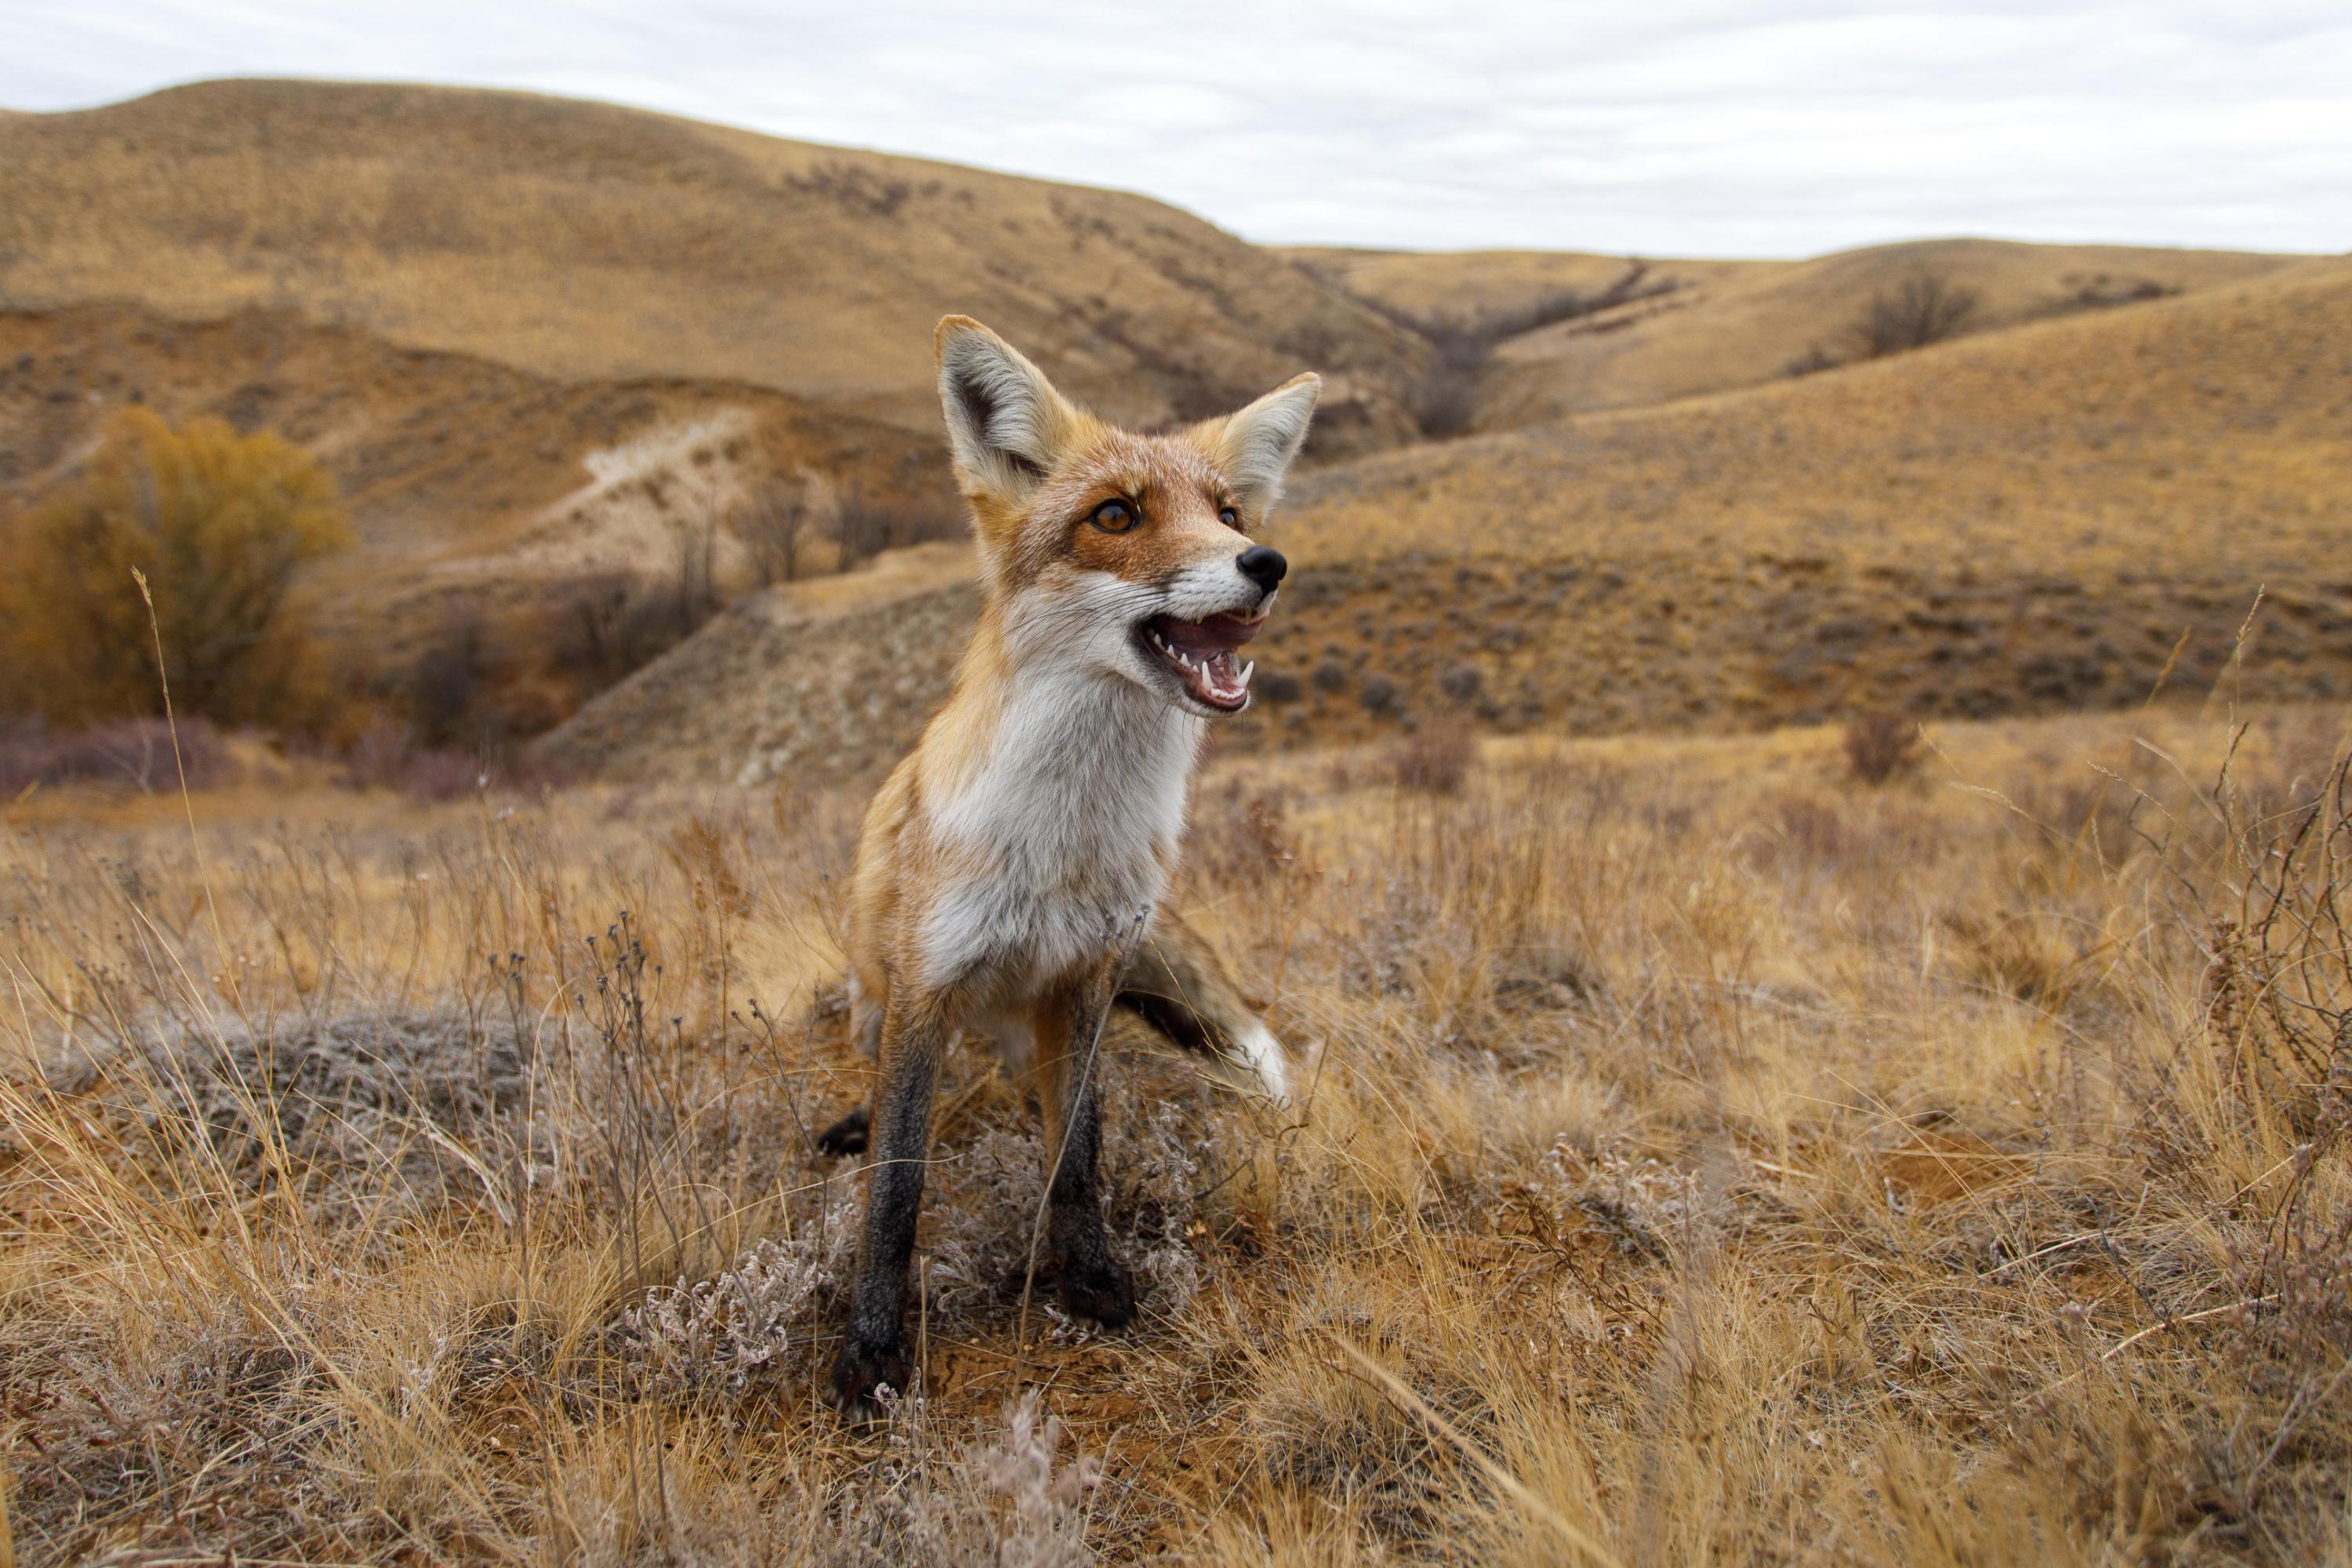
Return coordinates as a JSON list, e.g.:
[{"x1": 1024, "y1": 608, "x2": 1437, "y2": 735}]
[
  {"x1": 815, "y1": 1106, "x2": 870, "y2": 1156},
  {"x1": 1058, "y1": 1259, "x2": 1135, "y2": 1330},
  {"x1": 827, "y1": 1337, "x2": 909, "y2": 1414}
]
